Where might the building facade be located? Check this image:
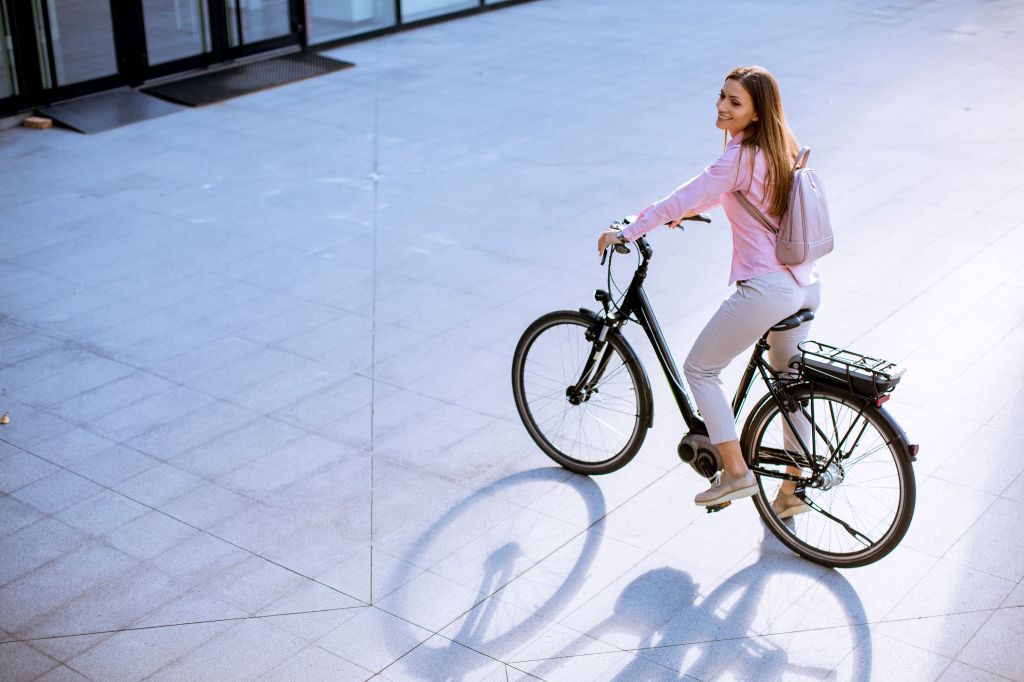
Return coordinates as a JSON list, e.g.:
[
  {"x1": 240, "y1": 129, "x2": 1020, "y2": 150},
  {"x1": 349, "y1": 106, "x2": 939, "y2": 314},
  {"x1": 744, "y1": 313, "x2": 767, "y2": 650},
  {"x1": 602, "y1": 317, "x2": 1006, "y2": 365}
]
[{"x1": 0, "y1": 0, "x2": 522, "y2": 117}]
